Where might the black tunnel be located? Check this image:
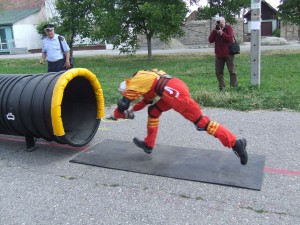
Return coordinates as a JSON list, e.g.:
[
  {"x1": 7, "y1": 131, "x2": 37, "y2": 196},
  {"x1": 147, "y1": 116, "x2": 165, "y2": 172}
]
[{"x1": 0, "y1": 68, "x2": 105, "y2": 148}]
